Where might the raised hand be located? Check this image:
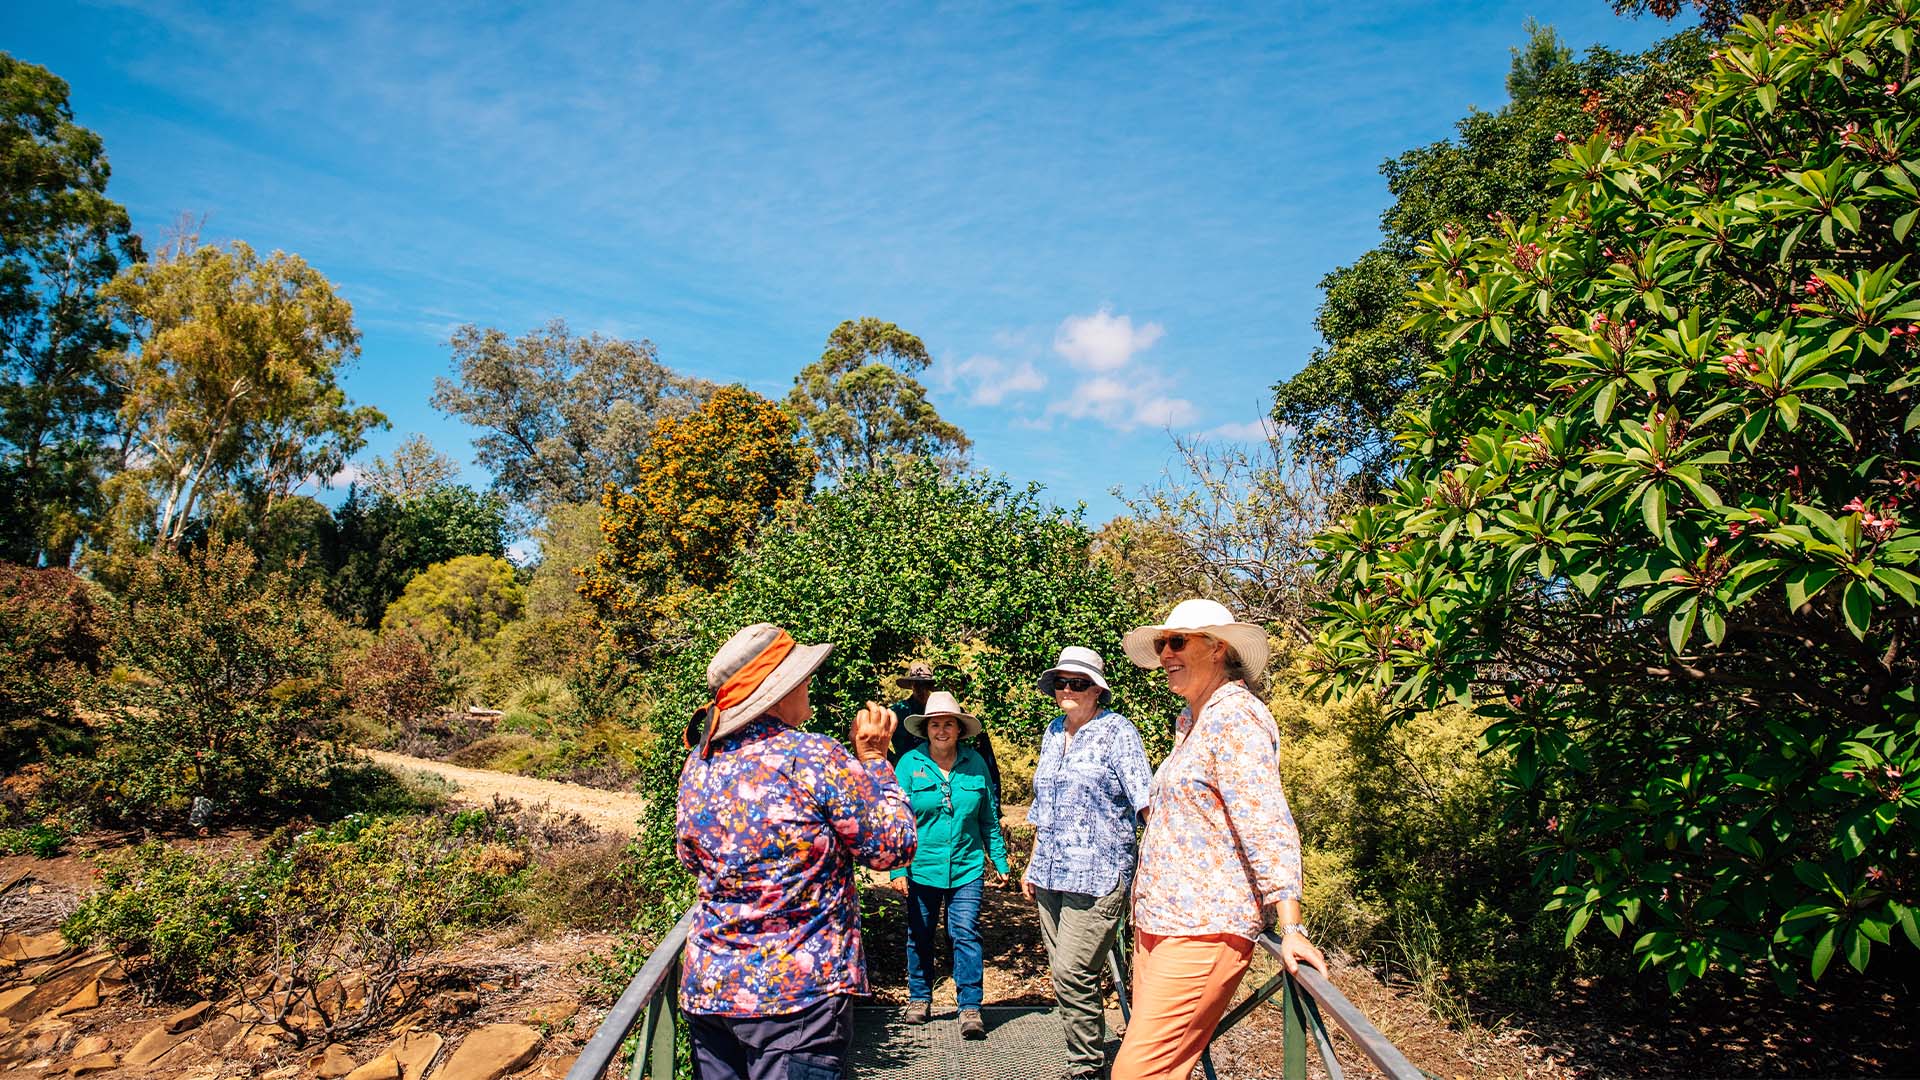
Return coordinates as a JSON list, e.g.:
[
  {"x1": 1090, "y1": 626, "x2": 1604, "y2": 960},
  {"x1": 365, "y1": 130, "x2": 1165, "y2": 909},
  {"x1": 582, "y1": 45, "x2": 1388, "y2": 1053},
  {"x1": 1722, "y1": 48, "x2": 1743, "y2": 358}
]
[{"x1": 852, "y1": 701, "x2": 896, "y2": 762}]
